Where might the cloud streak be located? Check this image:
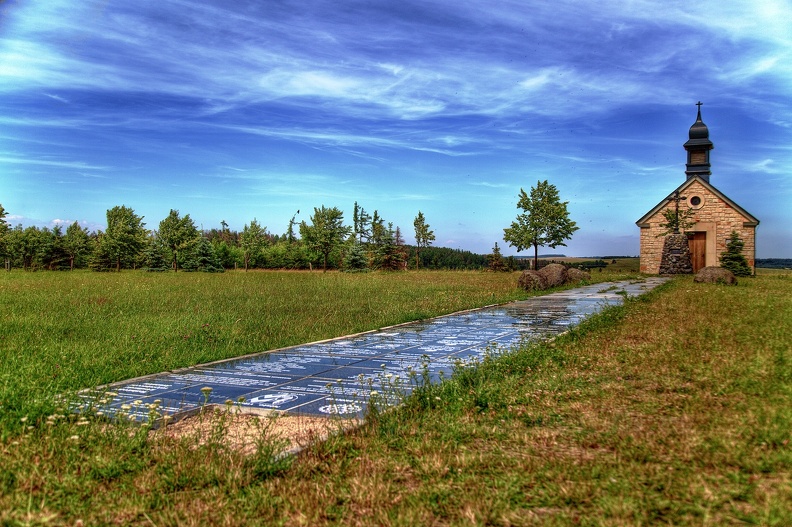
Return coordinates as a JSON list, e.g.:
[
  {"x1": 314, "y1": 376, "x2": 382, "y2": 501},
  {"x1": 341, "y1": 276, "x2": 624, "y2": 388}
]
[{"x1": 0, "y1": 155, "x2": 109, "y2": 170}]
